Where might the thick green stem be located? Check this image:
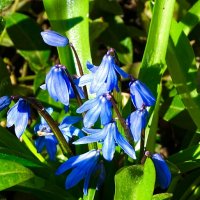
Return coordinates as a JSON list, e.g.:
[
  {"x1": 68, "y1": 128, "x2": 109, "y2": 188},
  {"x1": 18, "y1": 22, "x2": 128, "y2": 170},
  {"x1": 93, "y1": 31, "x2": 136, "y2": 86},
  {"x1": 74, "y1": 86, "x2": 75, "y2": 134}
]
[{"x1": 139, "y1": 0, "x2": 175, "y2": 153}]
